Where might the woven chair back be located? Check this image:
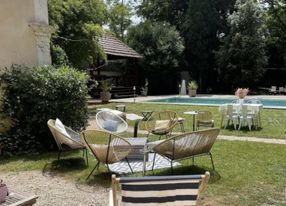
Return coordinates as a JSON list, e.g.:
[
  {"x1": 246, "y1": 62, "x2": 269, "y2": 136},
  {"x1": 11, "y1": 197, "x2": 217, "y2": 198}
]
[
  {"x1": 197, "y1": 111, "x2": 213, "y2": 123},
  {"x1": 96, "y1": 110, "x2": 128, "y2": 134},
  {"x1": 47, "y1": 119, "x2": 84, "y2": 150},
  {"x1": 81, "y1": 129, "x2": 132, "y2": 164},
  {"x1": 145, "y1": 111, "x2": 178, "y2": 135},
  {"x1": 153, "y1": 128, "x2": 220, "y2": 160}
]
